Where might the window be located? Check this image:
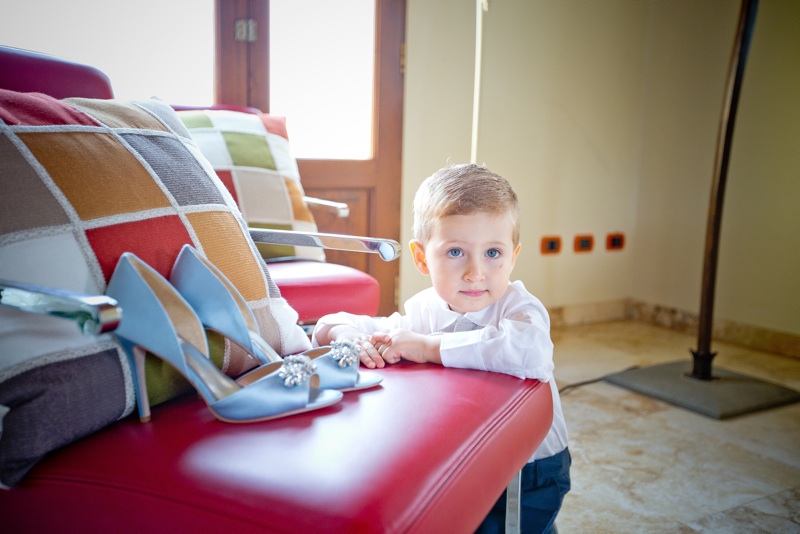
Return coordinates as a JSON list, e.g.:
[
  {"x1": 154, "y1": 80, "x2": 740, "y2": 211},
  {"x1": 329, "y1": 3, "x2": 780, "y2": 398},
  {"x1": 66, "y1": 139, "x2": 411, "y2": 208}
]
[
  {"x1": 269, "y1": 0, "x2": 376, "y2": 159},
  {"x1": 1, "y1": 0, "x2": 215, "y2": 105}
]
